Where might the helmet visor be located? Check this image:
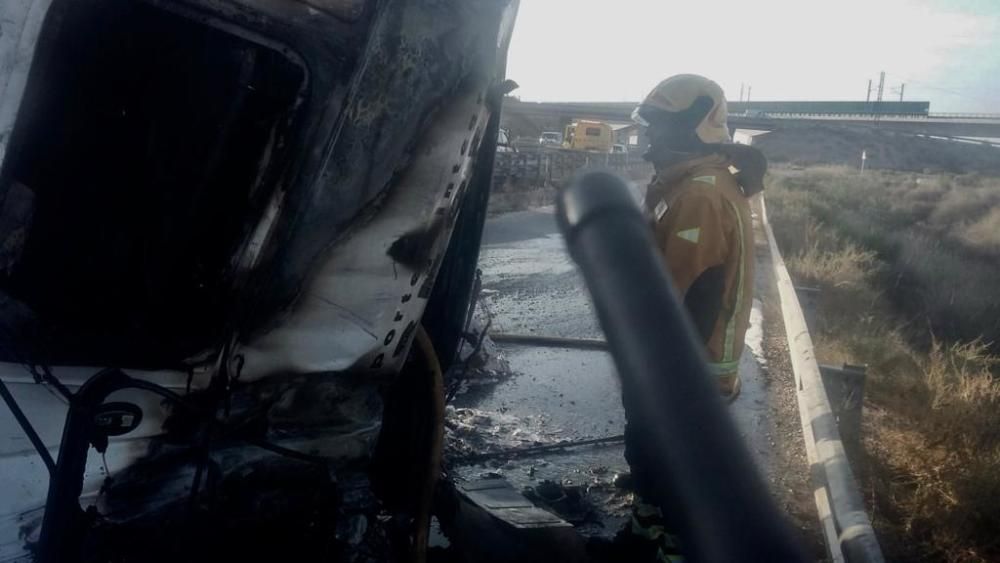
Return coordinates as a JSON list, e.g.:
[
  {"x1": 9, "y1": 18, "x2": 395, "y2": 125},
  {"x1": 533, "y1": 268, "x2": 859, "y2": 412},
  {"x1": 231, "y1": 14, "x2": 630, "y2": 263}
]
[{"x1": 631, "y1": 106, "x2": 650, "y2": 127}]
